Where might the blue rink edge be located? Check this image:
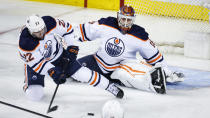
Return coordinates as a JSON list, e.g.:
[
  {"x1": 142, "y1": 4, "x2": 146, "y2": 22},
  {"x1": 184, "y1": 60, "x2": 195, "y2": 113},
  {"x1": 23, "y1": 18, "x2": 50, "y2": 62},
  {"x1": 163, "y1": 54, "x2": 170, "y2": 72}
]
[{"x1": 166, "y1": 66, "x2": 210, "y2": 90}]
